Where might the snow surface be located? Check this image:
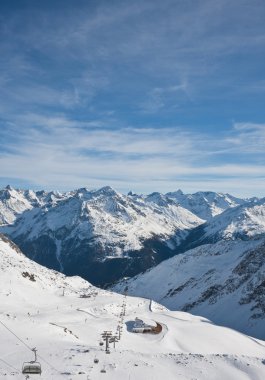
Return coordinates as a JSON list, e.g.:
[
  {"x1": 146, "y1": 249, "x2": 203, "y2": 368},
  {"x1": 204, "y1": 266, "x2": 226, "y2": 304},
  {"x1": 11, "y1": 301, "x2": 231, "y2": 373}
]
[
  {"x1": 1, "y1": 235, "x2": 265, "y2": 379},
  {"x1": 0, "y1": 186, "x2": 67, "y2": 226},
  {"x1": 198, "y1": 198, "x2": 265, "y2": 242},
  {"x1": 166, "y1": 190, "x2": 246, "y2": 220},
  {"x1": 113, "y1": 239, "x2": 265, "y2": 340}
]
